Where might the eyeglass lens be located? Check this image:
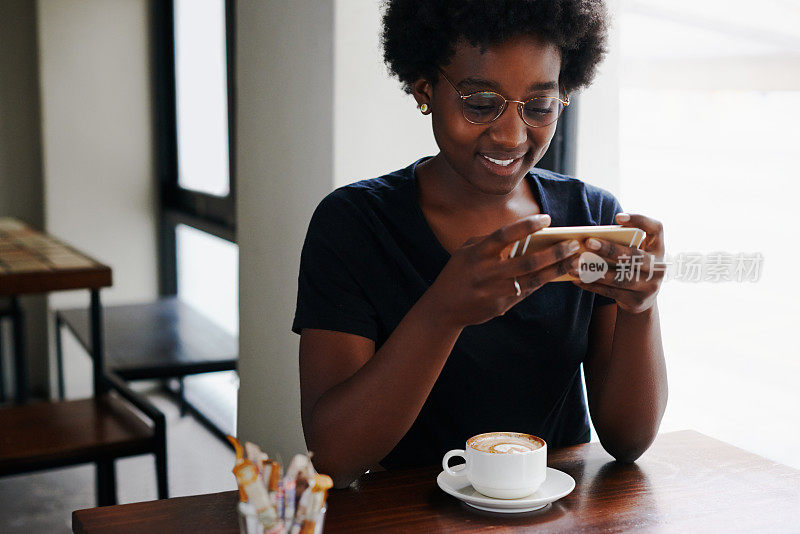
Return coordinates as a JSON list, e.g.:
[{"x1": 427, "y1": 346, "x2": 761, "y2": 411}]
[{"x1": 462, "y1": 92, "x2": 563, "y2": 127}]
